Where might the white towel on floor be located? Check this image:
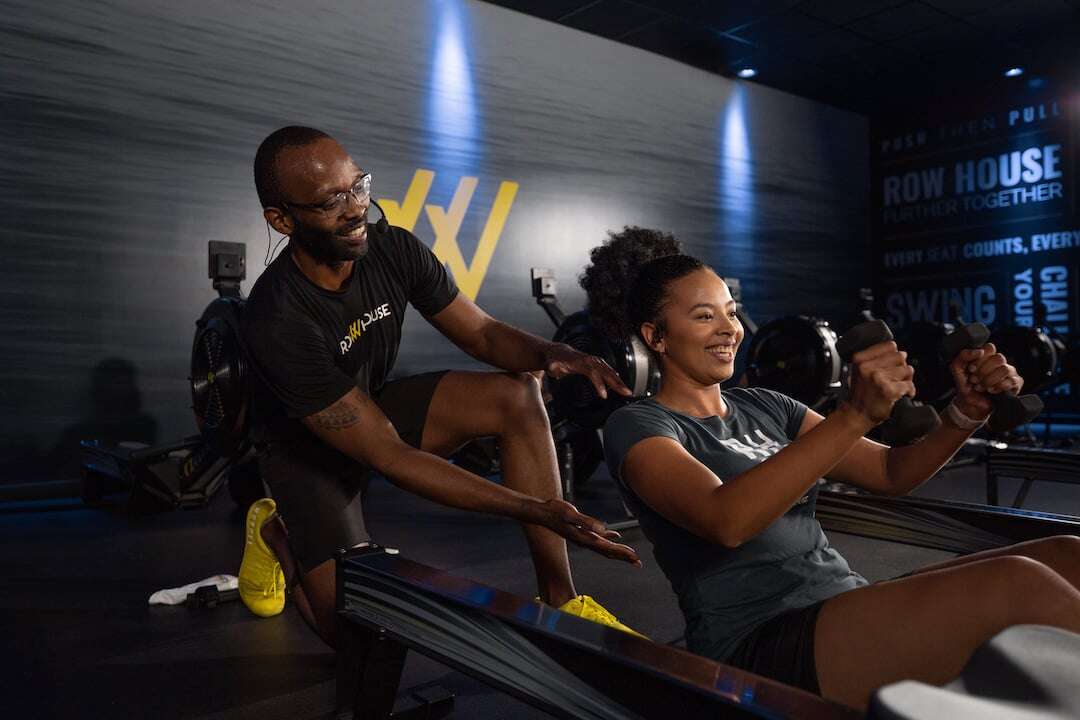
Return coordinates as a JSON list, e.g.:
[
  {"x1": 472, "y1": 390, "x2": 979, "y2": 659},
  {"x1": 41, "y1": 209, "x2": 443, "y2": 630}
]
[{"x1": 148, "y1": 574, "x2": 238, "y2": 605}]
